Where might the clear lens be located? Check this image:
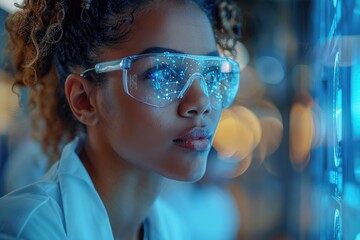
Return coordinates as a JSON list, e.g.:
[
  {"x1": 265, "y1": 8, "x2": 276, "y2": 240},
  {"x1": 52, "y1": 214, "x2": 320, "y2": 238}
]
[{"x1": 124, "y1": 53, "x2": 240, "y2": 109}]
